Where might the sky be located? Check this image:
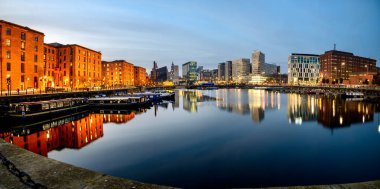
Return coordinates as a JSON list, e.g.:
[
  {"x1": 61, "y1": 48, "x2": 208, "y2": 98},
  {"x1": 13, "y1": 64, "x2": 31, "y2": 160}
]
[{"x1": 1, "y1": 0, "x2": 379, "y2": 73}]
